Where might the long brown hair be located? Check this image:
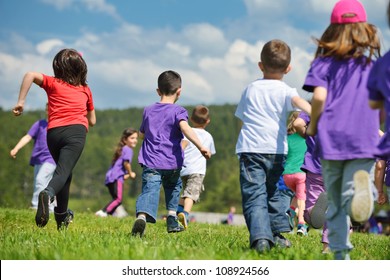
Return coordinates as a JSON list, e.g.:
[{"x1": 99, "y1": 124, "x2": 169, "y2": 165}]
[
  {"x1": 111, "y1": 128, "x2": 137, "y2": 165},
  {"x1": 287, "y1": 111, "x2": 300, "y2": 135},
  {"x1": 313, "y1": 22, "x2": 380, "y2": 64},
  {"x1": 52, "y1": 48, "x2": 88, "y2": 86}
]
